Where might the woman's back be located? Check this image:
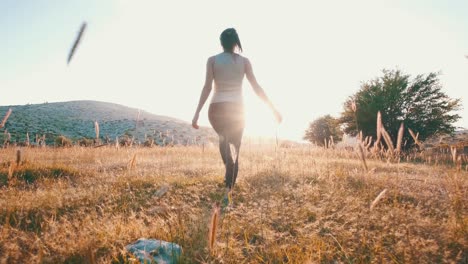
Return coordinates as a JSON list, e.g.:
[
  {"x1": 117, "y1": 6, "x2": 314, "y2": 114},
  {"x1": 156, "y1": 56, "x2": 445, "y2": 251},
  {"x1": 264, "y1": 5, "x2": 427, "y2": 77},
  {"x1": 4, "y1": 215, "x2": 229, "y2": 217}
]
[{"x1": 211, "y1": 52, "x2": 245, "y2": 104}]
